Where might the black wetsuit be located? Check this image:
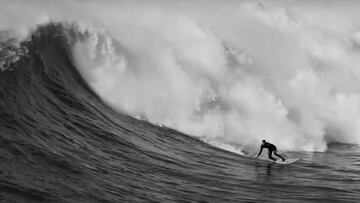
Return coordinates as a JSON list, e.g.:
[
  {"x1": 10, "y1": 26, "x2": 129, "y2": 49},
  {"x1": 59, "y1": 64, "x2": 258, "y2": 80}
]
[{"x1": 257, "y1": 142, "x2": 285, "y2": 161}]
